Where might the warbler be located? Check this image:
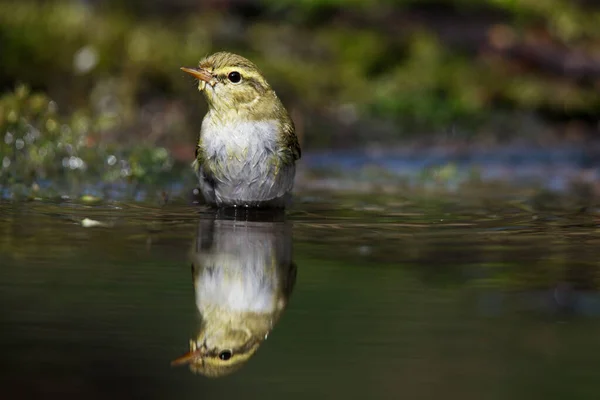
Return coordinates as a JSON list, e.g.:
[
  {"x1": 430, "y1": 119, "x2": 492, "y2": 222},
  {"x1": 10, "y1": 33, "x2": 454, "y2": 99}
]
[
  {"x1": 171, "y1": 215, "x2": 297, "y2": 377},
  {"x1": 181, "y1": 52, "x2": 301, "y2": 208}
]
